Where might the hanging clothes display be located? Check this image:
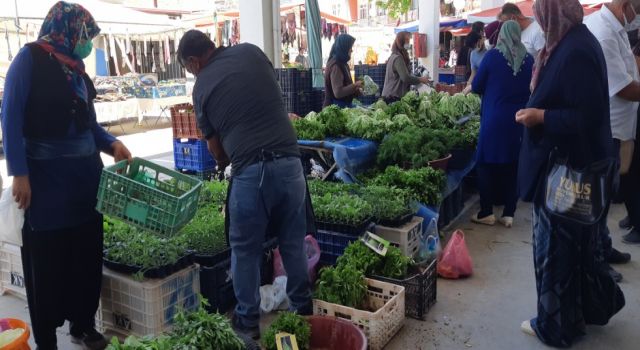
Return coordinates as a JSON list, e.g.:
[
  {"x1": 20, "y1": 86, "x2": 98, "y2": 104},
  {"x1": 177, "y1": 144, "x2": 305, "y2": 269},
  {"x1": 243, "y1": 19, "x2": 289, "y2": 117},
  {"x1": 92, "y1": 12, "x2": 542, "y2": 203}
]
[
  {"x1": 164, "y1": 35, "x2": 171, "y2": 65},
  {"x1": 5, "y1": 23, "x2": 12, "y2": 61},
  {"x1": 136, "y1": 41, "x2": 142, "y2": 67},
  {"x1": 151, "y1": 42, "x2": 156, "y2": 72},
  {"x1": 143, "y1": 36, "x2": 148, "y2": 57},
  {"x1": 125, "y1": 30, "x2": 131, "y2": 54},
  {"x1": 158, "y1": 39, "x2": 166, "y2": 72},
  {"x1": 109, "y1": 33, "x2": 120, "y2": 76}
]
